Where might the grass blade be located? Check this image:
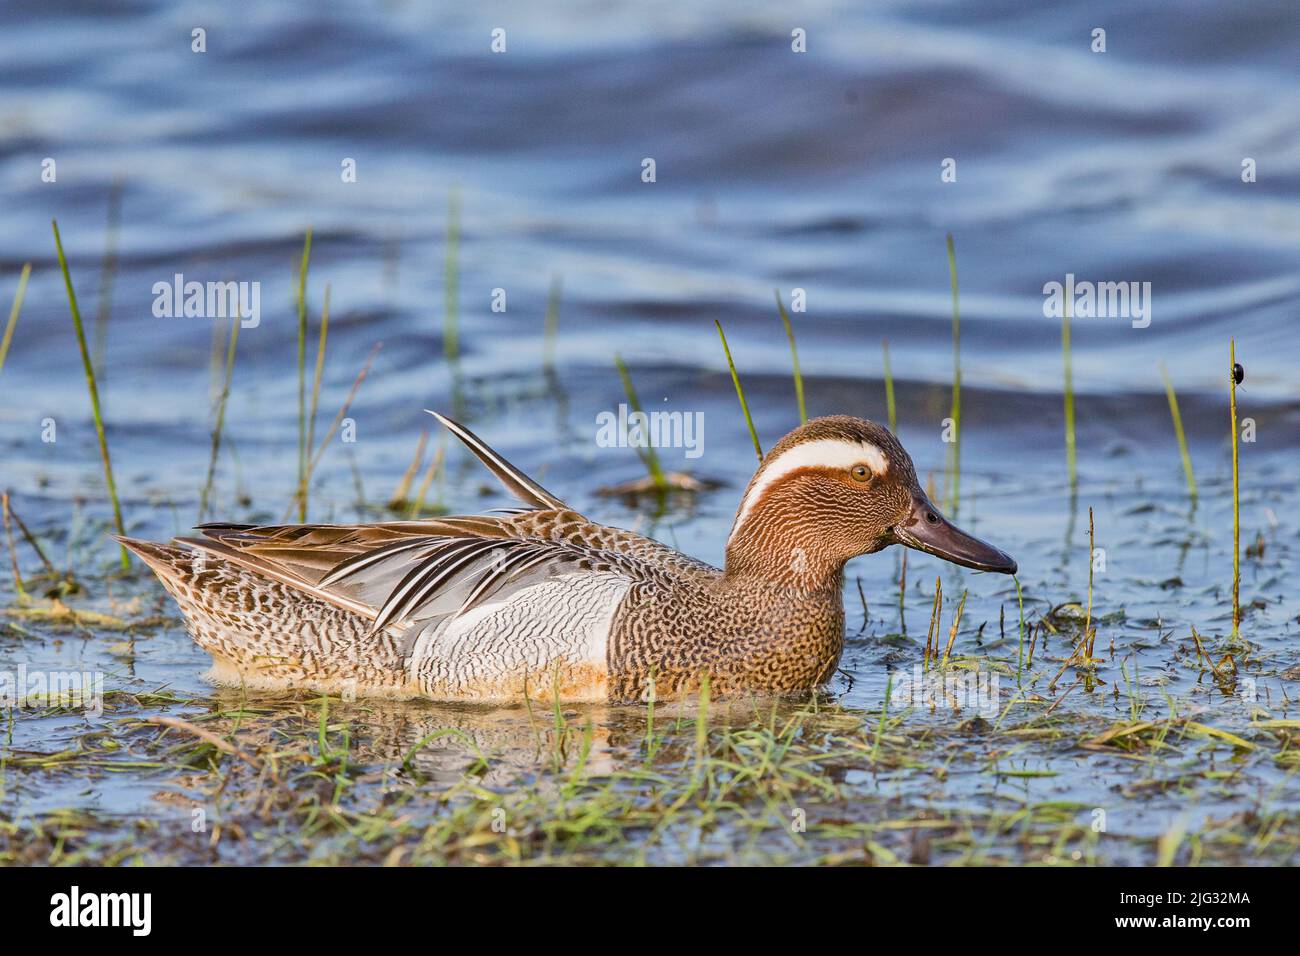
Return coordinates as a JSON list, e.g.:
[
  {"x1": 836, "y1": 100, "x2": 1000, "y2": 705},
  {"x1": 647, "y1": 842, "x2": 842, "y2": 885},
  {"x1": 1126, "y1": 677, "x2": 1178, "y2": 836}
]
[
  {"x1": 52, "y1": 220, "x2": 128, "y2": 569},
  {"x1": 199, "y1": 318, "x2": 240, "y2": 522},
  {"x1": 614, "y1": 353, "x2": 667, "y2": 491},
  {"x1": 715, "y1": 320, "x2": 763, "y2": 462},
  {"x1": 1159, "y1": 362, "x2": 1197, "y2": 504},
  {"x1": 0, "y1": 263, "x2": 33, "y2": 377},
  {"x1": 774, "y1": 289, "x2": 806, "y2": 424}
]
